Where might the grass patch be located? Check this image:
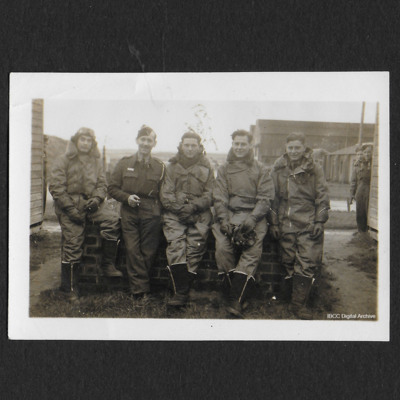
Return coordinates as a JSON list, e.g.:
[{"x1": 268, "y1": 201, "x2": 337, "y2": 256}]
[
  {"x1": 347, "y1": 234, "x2": 377, "y2": 279},
  {"x1": 30, "y1": 230, "x2": 61, "y2": 271},
  {"x1": 30, "y1": 270, "x2": 336, "y2": 320},
  {"x1": 325, "y1": 211, "x2": 357, "y2": 230}
]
